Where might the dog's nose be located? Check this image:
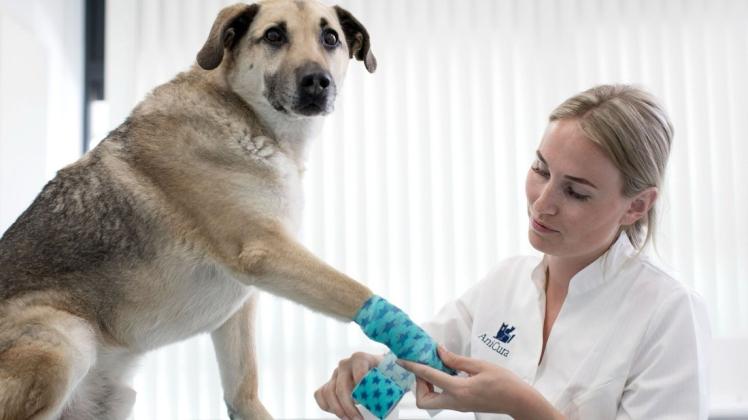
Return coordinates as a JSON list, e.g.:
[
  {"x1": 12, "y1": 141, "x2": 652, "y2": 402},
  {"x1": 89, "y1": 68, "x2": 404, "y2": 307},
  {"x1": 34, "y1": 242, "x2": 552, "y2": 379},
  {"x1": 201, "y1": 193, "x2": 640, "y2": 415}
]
[
  {"x1": 299, "y1": 72, "x2": 332, "y2": 97},
  {"x1": 294, "y1": 63, "x2": 335, "y2": 115}
]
